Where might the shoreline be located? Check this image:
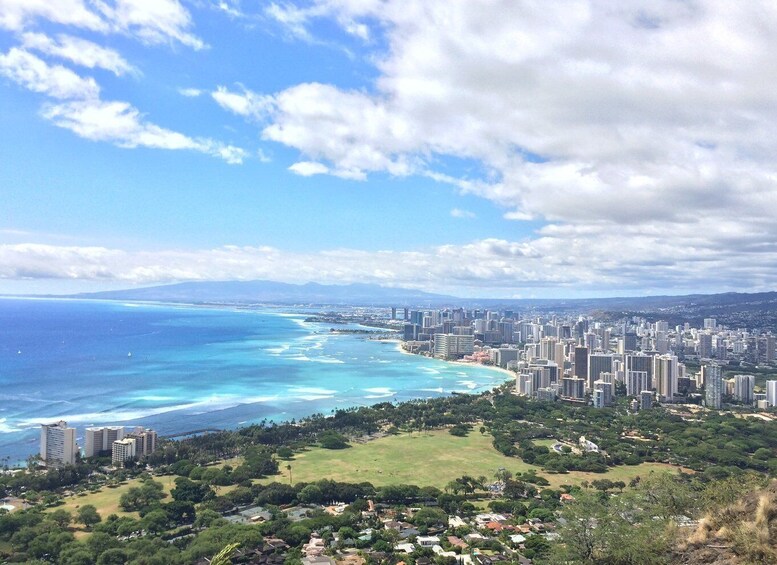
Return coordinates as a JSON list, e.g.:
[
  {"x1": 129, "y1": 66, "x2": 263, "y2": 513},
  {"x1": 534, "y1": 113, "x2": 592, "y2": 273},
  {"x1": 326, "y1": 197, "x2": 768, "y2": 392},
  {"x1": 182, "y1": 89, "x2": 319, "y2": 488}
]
[
  {"x1": 0, "y1": 301, "x2": 513, "y2": 464},
  {"x1": 390, "y1": 339, "x2": 516, "y2": 382}
]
